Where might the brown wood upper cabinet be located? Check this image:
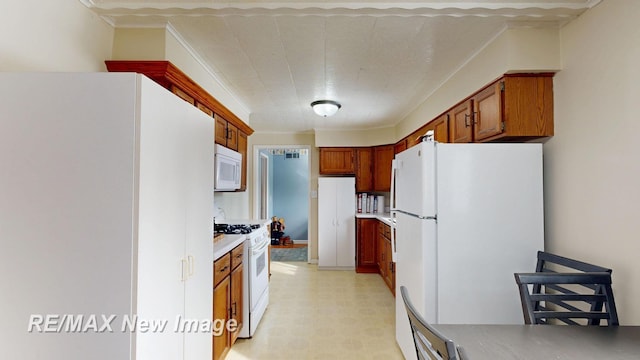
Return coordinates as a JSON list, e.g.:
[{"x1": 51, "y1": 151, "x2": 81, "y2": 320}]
[
  {"x1": 477, "y1": 75, "x2": 553, "y2": 142},
  {"x1": 319, "y1": 147, "x2": 355, "y2": 175},
  {"x1": 346, "y1": 145, "x2": 394, "y2": 192},
  {"x1": 472, "y1": 80, "x2": 502, "y2": 141},
  {"x1": 449, "y1": 99, "x2": 474, "y2": 143},
  {"x1": 373, "y1": 145, "x2": 394, "y2": 191},
  {"x1": 398, "y1": 73, "x2": 554, "y2": 148},
  {"x1": 355, "y1": 148, "x2": 373, "y2": 192},
  {"x1": 432, "y1": 114, "x2": 450, "y2": 143},
  {"x1": 214, "y1": 119, "x2": 247, "y2": 191},
  {"x1": 394, "y1": 140, "x2": 407, "y2": 155},
  {"x1": 215, "y1": 114, "x2": 239, "y2": 151},
  {"x1": 236, "y1": 131, "x2": 248, "y2": 191}
]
